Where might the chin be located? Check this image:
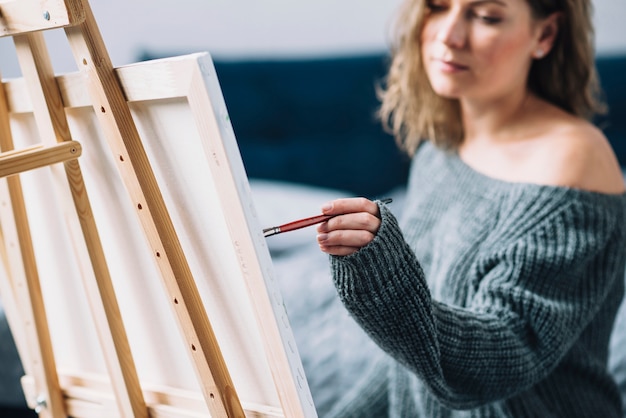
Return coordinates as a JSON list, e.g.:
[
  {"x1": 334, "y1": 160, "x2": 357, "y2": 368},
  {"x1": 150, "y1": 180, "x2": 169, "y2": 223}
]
[
  {"x1": 427, "y1": 75, "x2": 463, "y2": 98},
  {"x1": 429, "y1": 84, "x2": 462, "y2": 99}
]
